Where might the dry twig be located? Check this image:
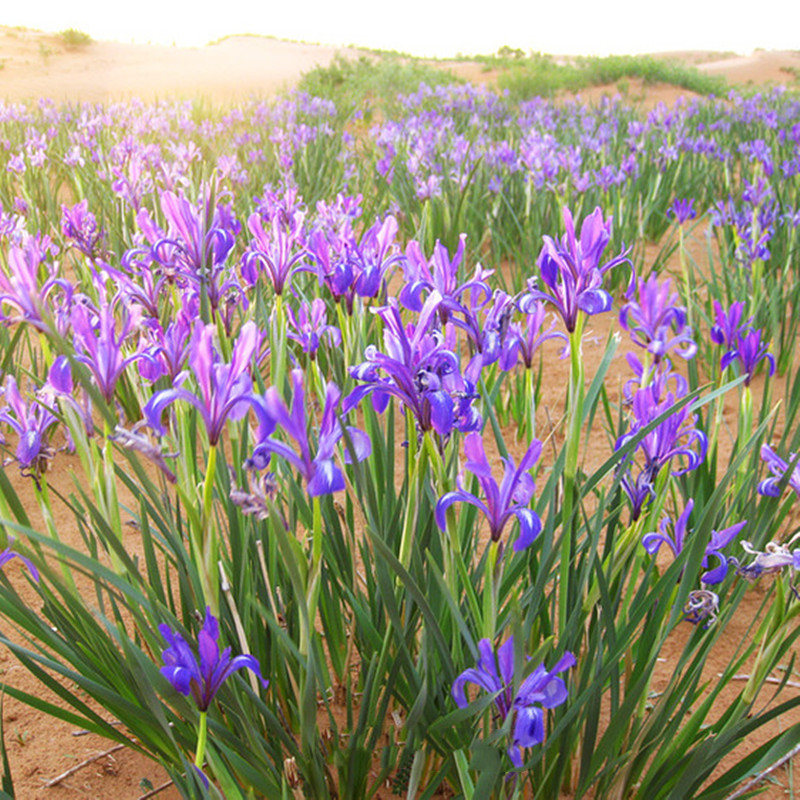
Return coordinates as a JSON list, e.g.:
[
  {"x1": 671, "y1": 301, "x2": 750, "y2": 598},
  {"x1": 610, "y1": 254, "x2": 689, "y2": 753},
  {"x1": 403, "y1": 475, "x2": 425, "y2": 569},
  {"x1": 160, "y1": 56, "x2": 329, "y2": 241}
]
[
  {"x1": 43, "y1": 743, "x2": 125, "y2": 787},
  {"x1": 724, "y1": 741, "x2": 800, "y2": 800},
  {"x1": 138, "y1": 778, "x2": 175, "y2": 799}
]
